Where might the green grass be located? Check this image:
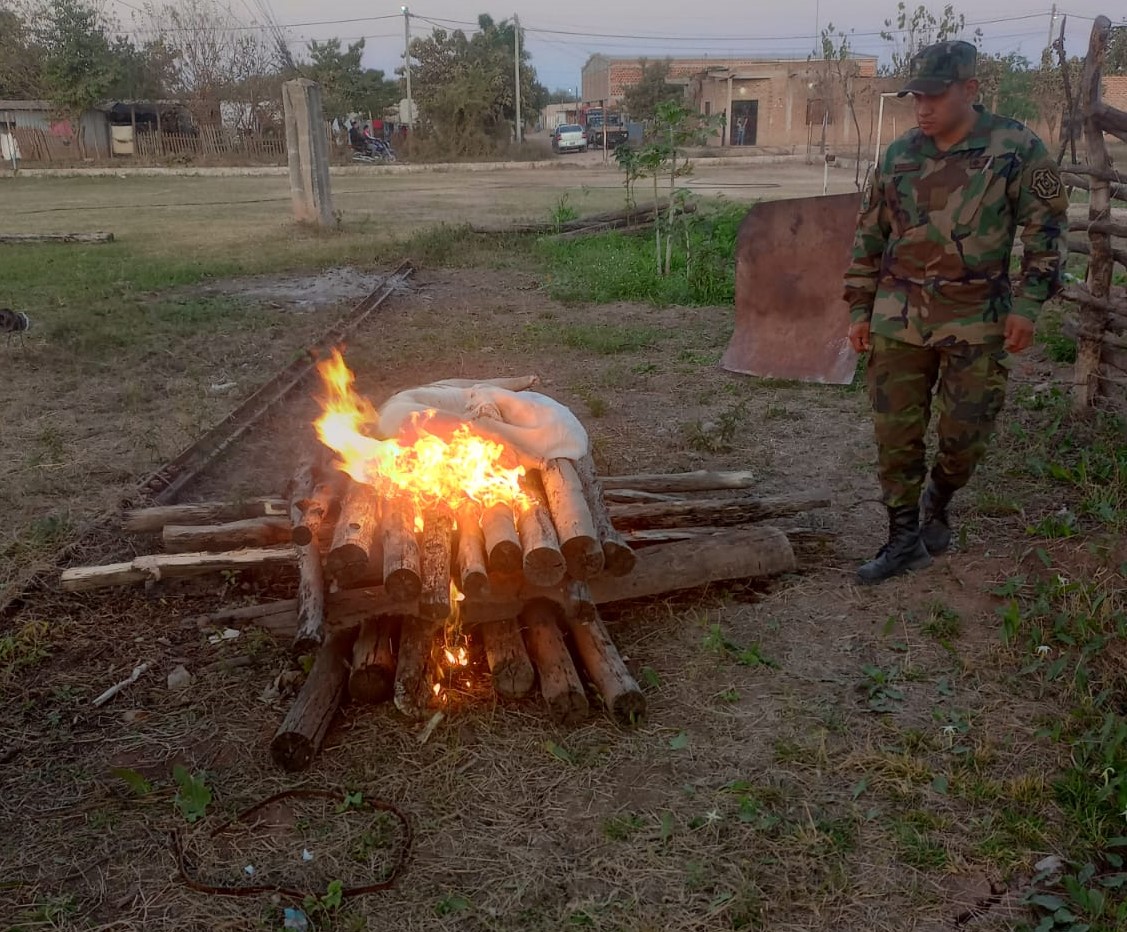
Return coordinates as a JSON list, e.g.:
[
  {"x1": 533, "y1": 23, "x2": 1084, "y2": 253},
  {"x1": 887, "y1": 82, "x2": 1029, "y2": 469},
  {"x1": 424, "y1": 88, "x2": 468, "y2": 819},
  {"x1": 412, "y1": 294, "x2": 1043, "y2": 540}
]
[{"x1": 538, "y1": 203, "x2": 745, "y2": 307}]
